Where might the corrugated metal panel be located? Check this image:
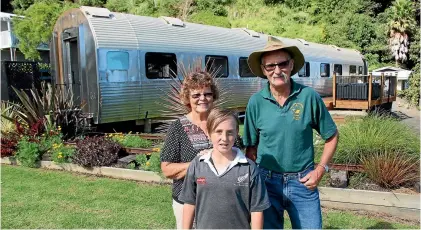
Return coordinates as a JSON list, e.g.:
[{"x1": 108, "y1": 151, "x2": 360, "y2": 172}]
[{"x1": 84, "y1": 7, "x2": 363, "y2": 64}]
